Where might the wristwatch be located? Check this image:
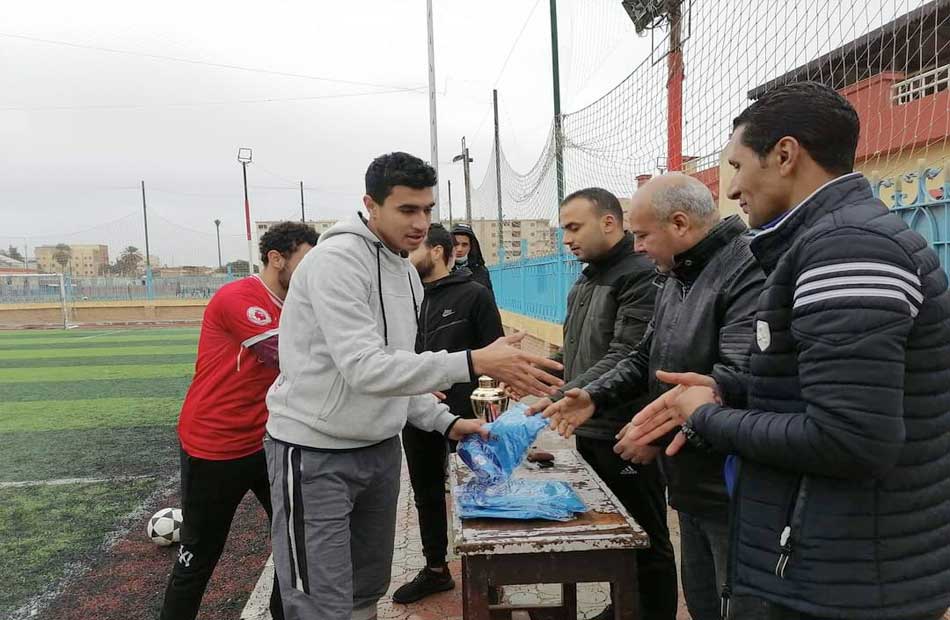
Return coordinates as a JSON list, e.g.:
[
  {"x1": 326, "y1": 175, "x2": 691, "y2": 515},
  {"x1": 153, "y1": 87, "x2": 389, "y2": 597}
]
[{"x1": 680, "y1": 419, "x2": 709, "y2": 450}]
